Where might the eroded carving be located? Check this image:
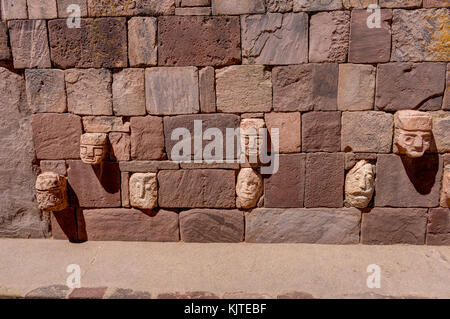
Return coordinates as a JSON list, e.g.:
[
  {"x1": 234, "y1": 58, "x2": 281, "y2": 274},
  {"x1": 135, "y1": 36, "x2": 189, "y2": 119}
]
[
  {"x1": 129, "y1": 173, "x2": 157, "y2": 209},
  {"x1": 443, "y1": 165, "x2": 450, "y2": 206},
  {"x1": 394, "y1": 110, "x2": 432, "y2": 158},
  {"x1": 35, "y1": 172, "x2": 68, "y2": 212},
  {"x1": 345, "y1": 160, "x2": 375, "y2": 209},
  {"x1": 240, "y1": 118, "x2": 266, "y2": 163},
  {"x1": 236, "y1": 168, "x2": 263, "y2": 209},
  {"x1": 80, "y1": 133, "x2": 108, "y2": 165}
]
